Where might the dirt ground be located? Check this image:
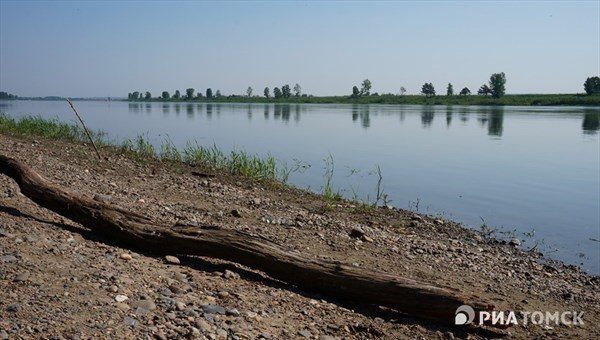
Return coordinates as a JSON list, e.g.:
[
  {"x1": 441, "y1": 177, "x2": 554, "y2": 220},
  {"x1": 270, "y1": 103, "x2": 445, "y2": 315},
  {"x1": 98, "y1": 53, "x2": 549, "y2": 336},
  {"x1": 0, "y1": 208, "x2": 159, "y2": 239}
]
[{"x1": 0, "y1": 133, "x2": 598, "y2": 339}]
